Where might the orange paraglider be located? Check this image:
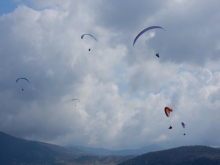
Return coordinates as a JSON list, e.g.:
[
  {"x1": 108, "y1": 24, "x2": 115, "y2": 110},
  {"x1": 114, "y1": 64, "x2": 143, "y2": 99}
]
[
  {"x1": 164, "y1": 106, "x2": 173, "y2": 117},
  {"x1": 164, "y1": 107, "x2": 173, "y2": 129}
]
